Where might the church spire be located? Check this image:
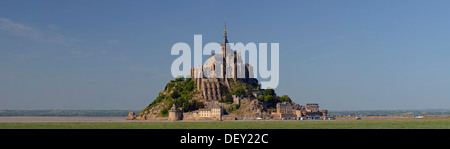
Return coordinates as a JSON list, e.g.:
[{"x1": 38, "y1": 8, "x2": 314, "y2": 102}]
[
  {"x1": 221, "y1": 18, "x2": 229, "y2": 47},
  {"x1": 221, "y1": 18, "x2": 228, "y2": 81},
  {"x1": 224, "y1": 17, "x2": 227, "y2": 38}
]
